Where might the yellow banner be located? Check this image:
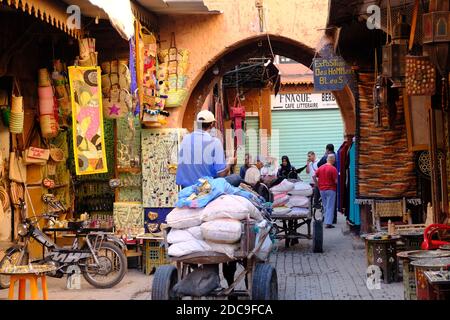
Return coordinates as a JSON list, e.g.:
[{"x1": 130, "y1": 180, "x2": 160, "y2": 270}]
[{"x1": 68, "y1": 66, "x2": 108, "y2": 175}]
